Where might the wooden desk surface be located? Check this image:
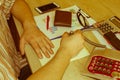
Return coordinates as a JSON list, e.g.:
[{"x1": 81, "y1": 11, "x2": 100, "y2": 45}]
[
  {"x1": 14, "y1": 0, "x2": 120, "y2": 79},
  {"x1": 26, "y1": 0, "x2": 120, "y2": 21}
]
